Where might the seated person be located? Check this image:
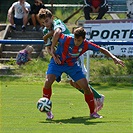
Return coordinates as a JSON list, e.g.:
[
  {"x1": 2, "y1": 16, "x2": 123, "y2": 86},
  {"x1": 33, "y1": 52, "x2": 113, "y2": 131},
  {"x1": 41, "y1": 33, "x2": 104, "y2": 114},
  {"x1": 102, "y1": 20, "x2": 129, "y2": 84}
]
[
  {"x1": 83, "y1": 0, "x2": 108, "y2": 20},
  {"x1": 29, "y1": 0, "x2": 46, "y2": 31},
  {"x1": 126, "y1": 0, "x2": 133, "y2": 19},
  {"x1": 16, "y1": 45, "x2": 34, "y2": 65},
  {"x1": 7, "y1": 0, "x2": 31, "y2": 31}
]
